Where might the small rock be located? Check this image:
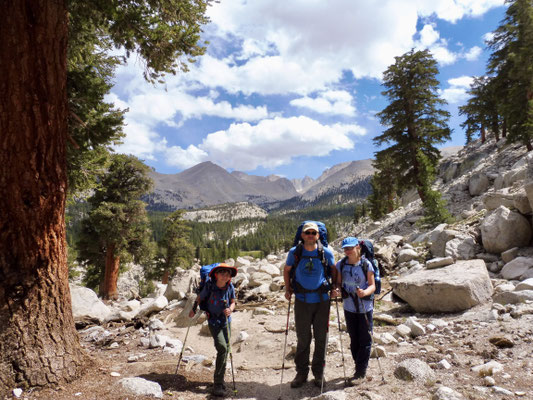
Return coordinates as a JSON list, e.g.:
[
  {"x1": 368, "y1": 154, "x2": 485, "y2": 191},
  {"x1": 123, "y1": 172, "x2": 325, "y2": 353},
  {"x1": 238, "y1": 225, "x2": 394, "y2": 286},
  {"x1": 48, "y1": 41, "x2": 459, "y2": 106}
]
[
  {"x1": 489, "y1": 336, "x2": 514, "y2": 348},
  {"x1": 492, "y1": 386, "x2": 513, "y2": 396},
  {"x1": 471, "y1": 360, "x2": 504, "y2": 377},
  {"x1": 110, "y1": 372, "x2": 121, "y2": 377},
  {"x1": 484, "y1": 376, "x2": 495, "y2": 387},
  {"x1": 13, "y1": 389, "x2": 22, "y2": 398}
]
